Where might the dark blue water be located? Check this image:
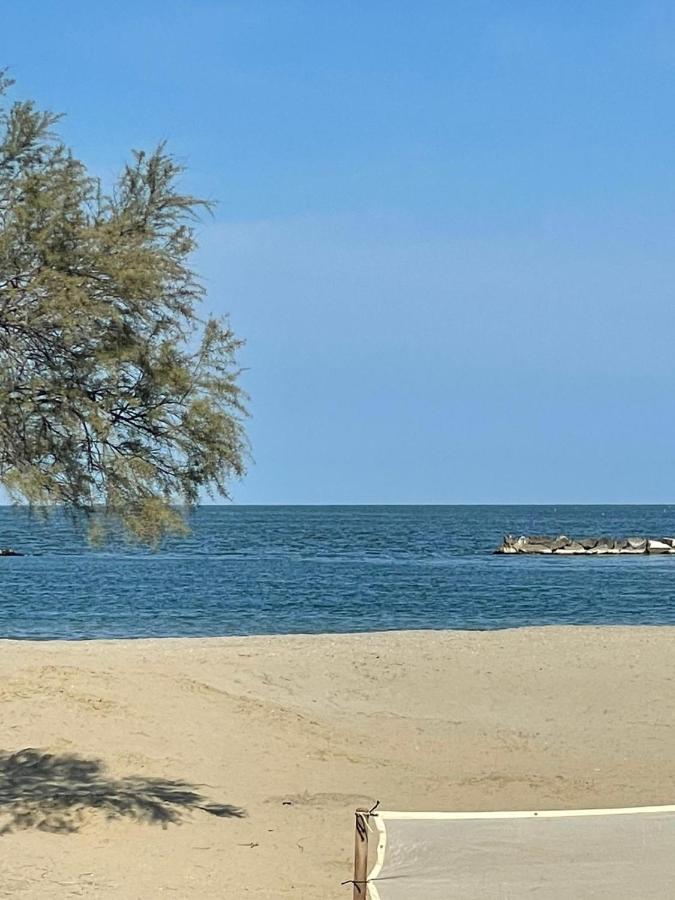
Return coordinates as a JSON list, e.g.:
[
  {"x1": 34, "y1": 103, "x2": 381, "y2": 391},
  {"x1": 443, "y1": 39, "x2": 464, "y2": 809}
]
[{"x1": 2, "y1": 505, "x2": 675, "y2": 639}]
